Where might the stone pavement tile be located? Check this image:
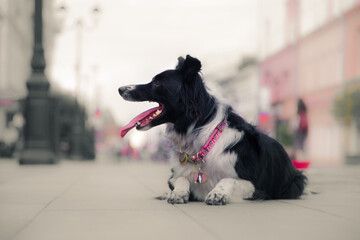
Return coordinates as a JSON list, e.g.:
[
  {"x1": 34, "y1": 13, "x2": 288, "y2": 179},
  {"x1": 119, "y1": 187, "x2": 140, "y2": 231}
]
[
  {"x1": 2, "y1": 160, "x2": 360, "y2": 240},
  {"x1": 47, "y1": 162, "x2": 172, "y2": 211},
  {"x1": 175, "y1": 200, "x2": 359, "y2": 240},
  {"x1": 282, "y1": 191, "x2": 360, "y2": 223},
  {"x1": 0, "y1": 162, "x2": 89, "y2": 205},
  {"x1": 123, "y1": 162, "x2": 172, "y2": 195},
  {"x1": 47, "y1": 171, "x2": 173, "y2": 211},
  {"x1": 0, "y1": 160, "x2": 25, "y2": 184},
  {"x1": 305, "y1": 166, "x2": 360, "y2": 193},
  {"x1": 0, "y1": 160, "x2": 90, "y2": 240},
  {"x1": 0, "y1": 204, "x2": 43, "y2": 240},
  {"x1": 47, "y1": 185, "x2": 174, "y2": 211},
  {"x1": 0, "y1": 181, "x2": 72, "y2": 205},
  {"x1": 299, "y1": 167, "x2": 360, "y2": 223},
  {"x1": 12, "y1": 209, "x2": 216, "y2": 240}
]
